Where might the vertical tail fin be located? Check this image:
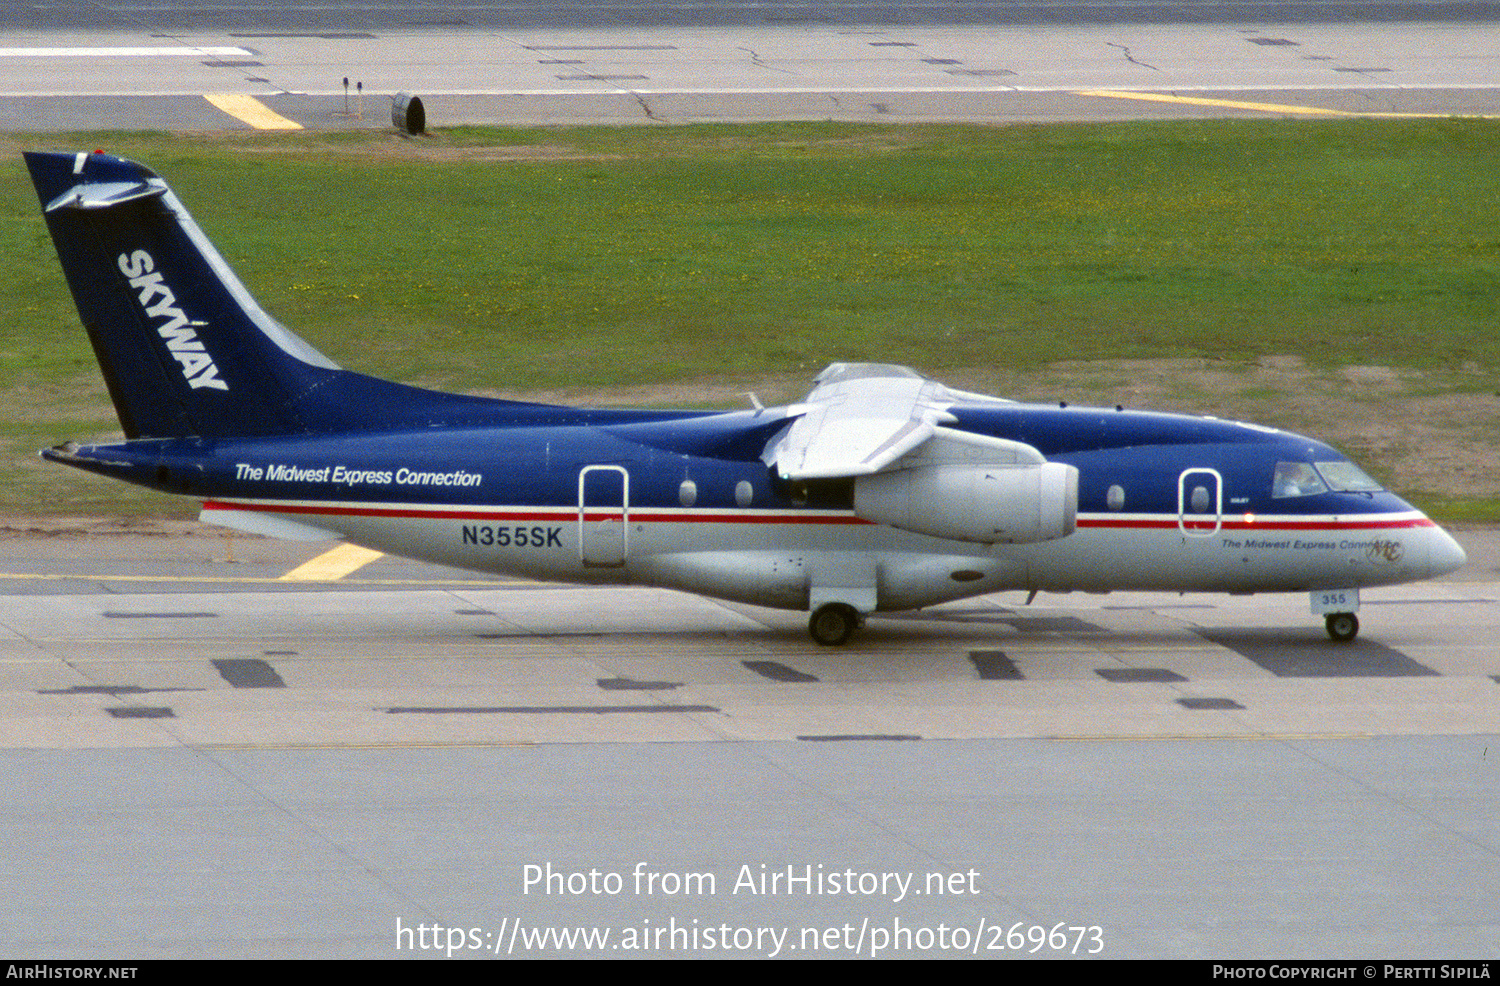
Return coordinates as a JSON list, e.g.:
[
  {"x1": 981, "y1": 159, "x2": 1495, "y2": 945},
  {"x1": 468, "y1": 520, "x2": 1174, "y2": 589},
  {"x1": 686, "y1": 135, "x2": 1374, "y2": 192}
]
[{"x1": 26, "y1": 150, "x2": 343, "y2": 439}]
